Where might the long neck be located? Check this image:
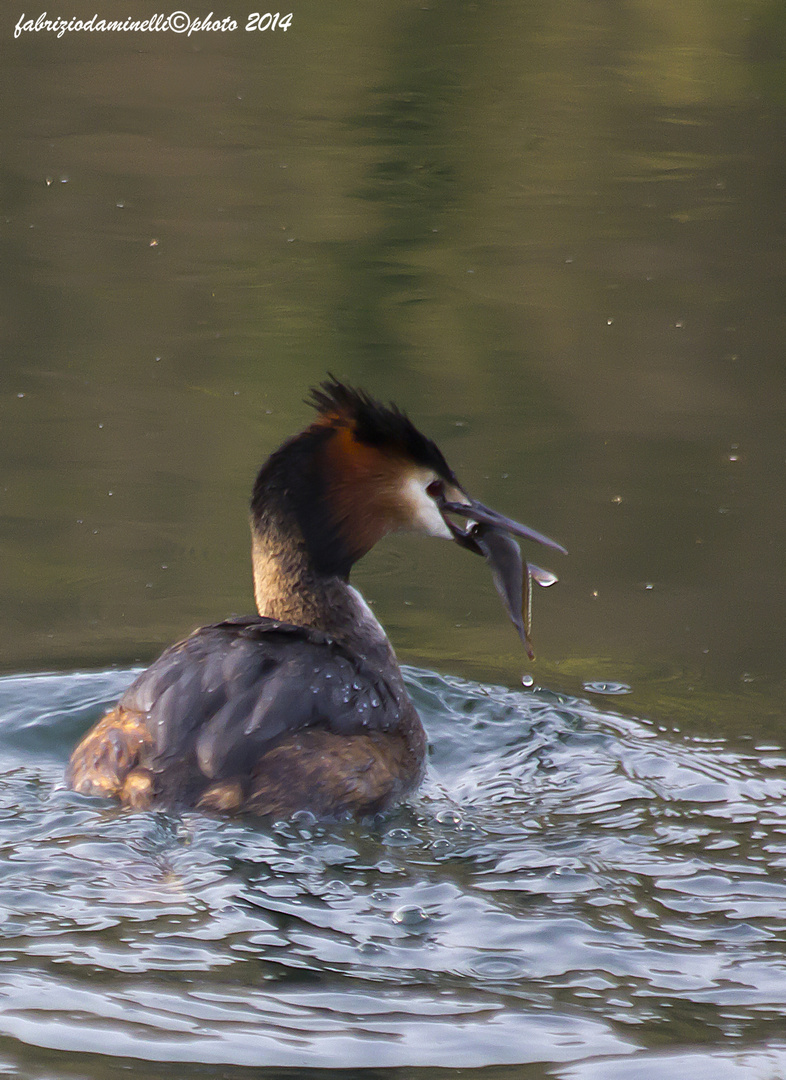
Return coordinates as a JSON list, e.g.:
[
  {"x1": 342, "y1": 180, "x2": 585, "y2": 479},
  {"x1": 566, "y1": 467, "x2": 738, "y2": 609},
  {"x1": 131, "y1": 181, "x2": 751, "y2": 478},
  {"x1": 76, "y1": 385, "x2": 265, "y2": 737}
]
[
  {"x1": 250, "y1": 517, "x2": 336, "y2": 629},
  {"x1": 250, "y1": 518, "x2": 395, "y2": 664},
  {"x1": 249, "y1": 426, "x2": 400, "y2": 662}
]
